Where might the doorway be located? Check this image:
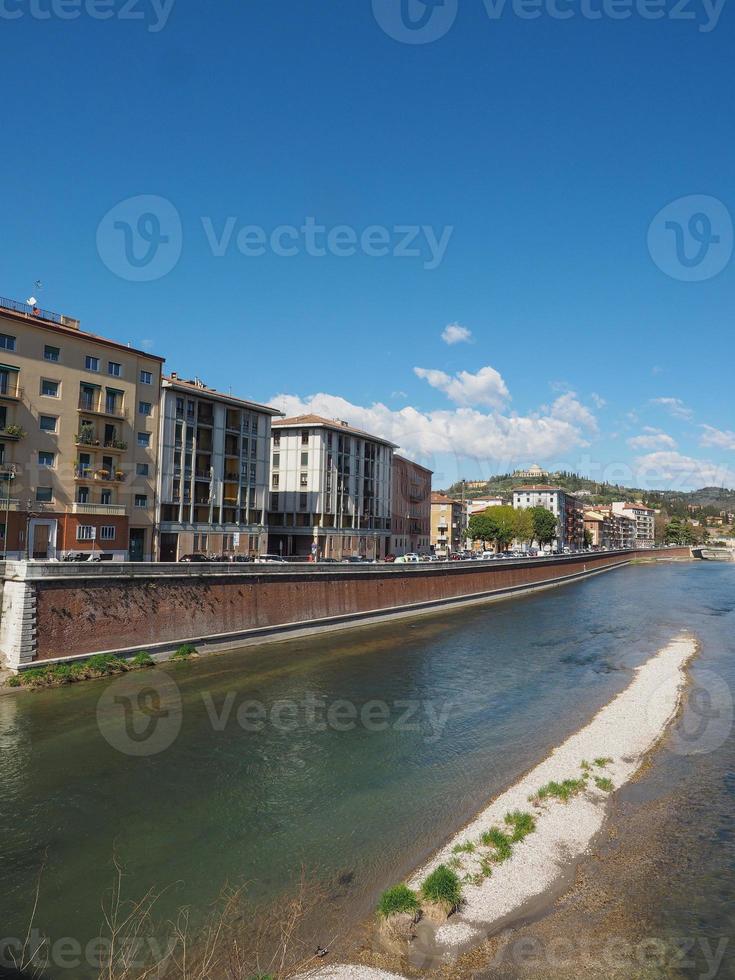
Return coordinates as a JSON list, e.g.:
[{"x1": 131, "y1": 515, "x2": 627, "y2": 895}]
[
  {"x1": 29, "y1": 519, "x2": 57, "y2": 560},
  {"x1": 159, "y1": 533, "x2": 178, "y2": 562},
  {"x1": 128, "y1": 528, "x2": 146, "y2": 562}
]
